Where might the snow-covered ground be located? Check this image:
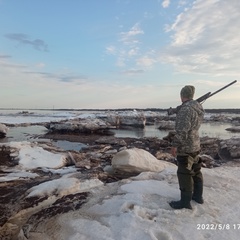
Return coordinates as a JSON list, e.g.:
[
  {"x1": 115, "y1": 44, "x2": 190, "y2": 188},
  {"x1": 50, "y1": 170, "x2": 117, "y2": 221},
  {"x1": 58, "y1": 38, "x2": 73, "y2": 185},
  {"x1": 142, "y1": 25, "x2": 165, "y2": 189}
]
[
  {"x1": 0, "y1": 109, "x2": 82, "y2": 124},
  {"x1": 0, "y1": 141, "x2": 240, "y2": 239},
  {"x1": 1, "y1": 109, "x2": 240, "y2": 239},
  {"x1": 45, "y1": 166, "x2": 240, "y2": 240}
]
